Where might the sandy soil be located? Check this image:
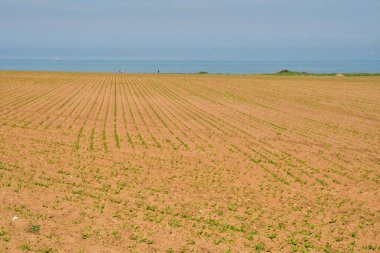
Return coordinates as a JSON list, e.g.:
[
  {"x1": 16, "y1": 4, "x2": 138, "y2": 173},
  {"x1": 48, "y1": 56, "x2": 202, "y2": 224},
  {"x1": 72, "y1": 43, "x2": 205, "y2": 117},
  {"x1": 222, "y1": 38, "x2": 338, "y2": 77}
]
[{"x1": 0, "y1": 71, "x2": 379, "y2": 252}]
